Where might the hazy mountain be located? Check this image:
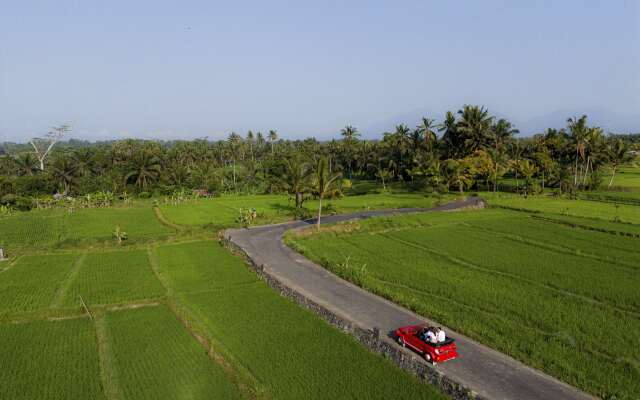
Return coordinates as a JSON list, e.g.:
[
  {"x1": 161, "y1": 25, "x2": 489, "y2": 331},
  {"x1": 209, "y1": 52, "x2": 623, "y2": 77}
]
[{"x1": 364, "y1": 107, "x2": 639, "y2": 138}]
